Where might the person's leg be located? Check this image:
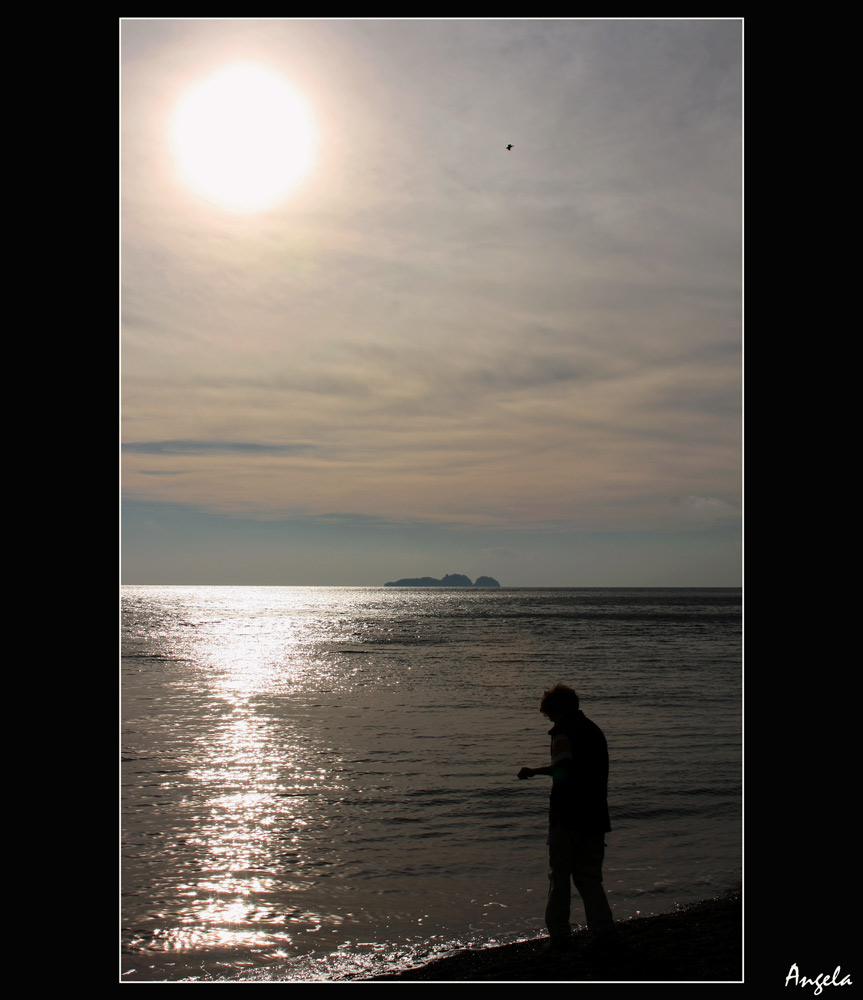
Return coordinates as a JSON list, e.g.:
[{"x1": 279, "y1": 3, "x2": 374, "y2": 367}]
[
  {"x1": 571, "y1": 833, "x2": 614, "y2": 938},
  {"x1": 545, "y1": 825, "x2": 573, "y2": 939}
]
